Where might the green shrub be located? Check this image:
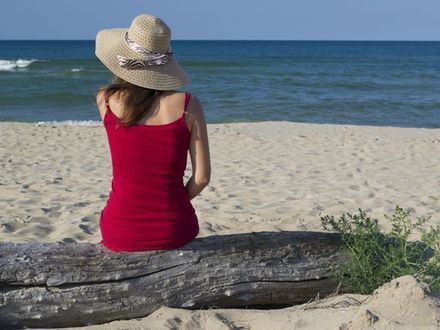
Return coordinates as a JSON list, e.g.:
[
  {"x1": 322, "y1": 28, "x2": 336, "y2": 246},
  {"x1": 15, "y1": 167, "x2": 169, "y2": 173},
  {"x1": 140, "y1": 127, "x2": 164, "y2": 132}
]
[{"x1": 320, "y1": 205, "x2": 440, "y2": 295}]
